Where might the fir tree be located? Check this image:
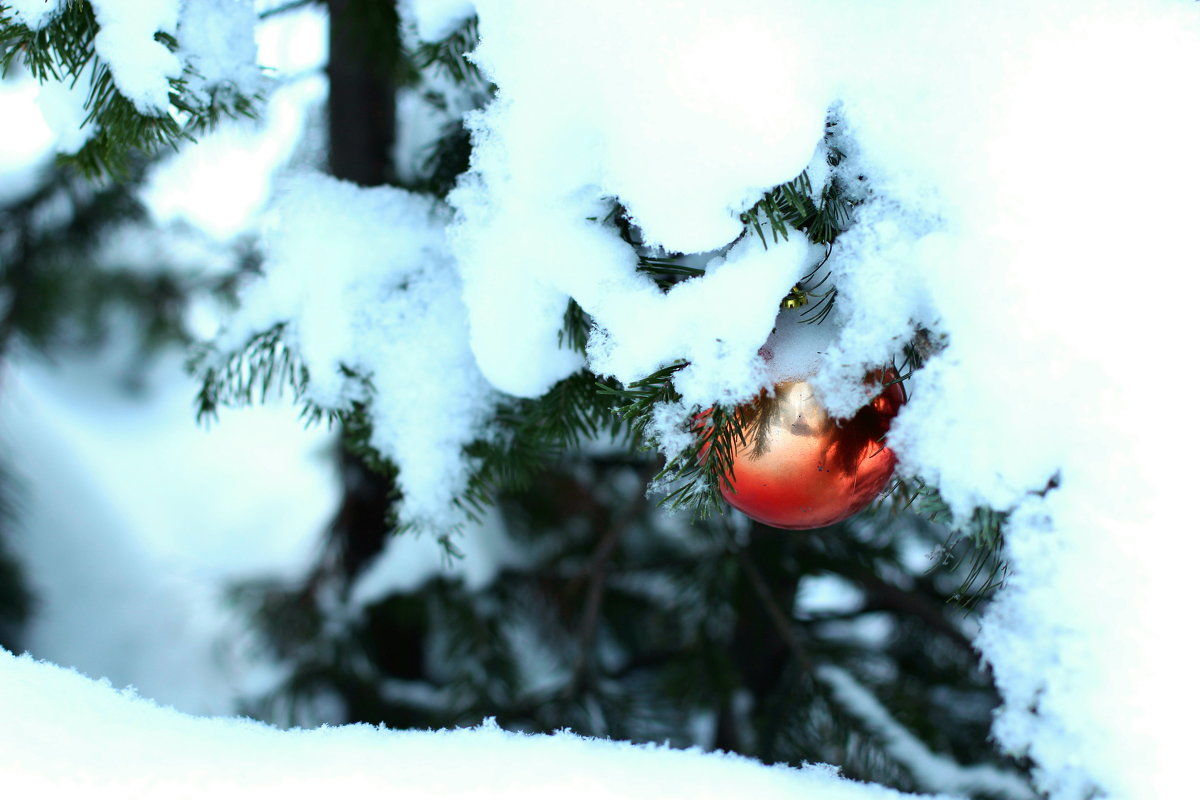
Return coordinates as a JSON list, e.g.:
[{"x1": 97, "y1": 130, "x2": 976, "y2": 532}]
[{"x1": 1, "y1": 4, "x2": 1033, "y2": 798}]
